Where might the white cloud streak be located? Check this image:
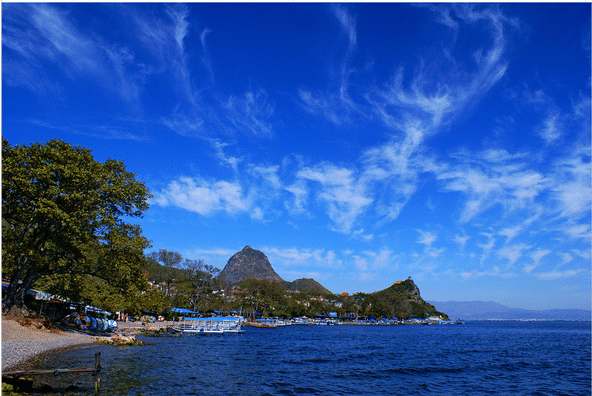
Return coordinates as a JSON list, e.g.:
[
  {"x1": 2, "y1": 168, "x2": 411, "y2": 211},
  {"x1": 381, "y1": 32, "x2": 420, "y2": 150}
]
[
  {"x1": 297, "y1": 164, "x2": 373, "y2": 234},
  {"x1": 438, "y1": 149, "x2": 546, "y2": 223},
  {"x1": 225, "y1": 90, "x2": 274, "y2": 137},
  {"x1": 265, "y1": 247, "x2": 343, "y2": 270},
  {"x1": 524, "y1": 249, "x2": 550, "y2": 274},
  {"x1": 498, "y1": 243, "x2": 531, "y2": 270},
  {"x1": 417, "y1": 230, "x2": 437, "y2": 248},
  {"x1": 298, "y1": 5, "x2": 358, "y2": 124},
  {"x1": 3, "y1": 4, "x2": 142, "y2": 105},
  {"x1": 200, "y1": 28, "x2": 215, "y2": 84},
  {"x1": 534, "y1": 269, "x2": 583, "y2": 280},
  {"x1": 284, "y1": 181, "x2": 309, "y2": 215},
  {"x1": 153, "y1": 177, "x2": 252, "y2": 216}
]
